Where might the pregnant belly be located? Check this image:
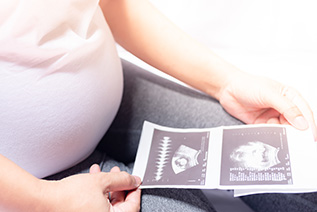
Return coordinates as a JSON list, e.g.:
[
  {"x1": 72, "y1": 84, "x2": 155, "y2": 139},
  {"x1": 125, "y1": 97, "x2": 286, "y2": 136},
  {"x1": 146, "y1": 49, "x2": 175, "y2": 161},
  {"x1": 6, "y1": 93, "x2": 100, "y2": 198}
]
[{"x1": 0, "y1": 59, "x2": 123, "y2": 178}]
